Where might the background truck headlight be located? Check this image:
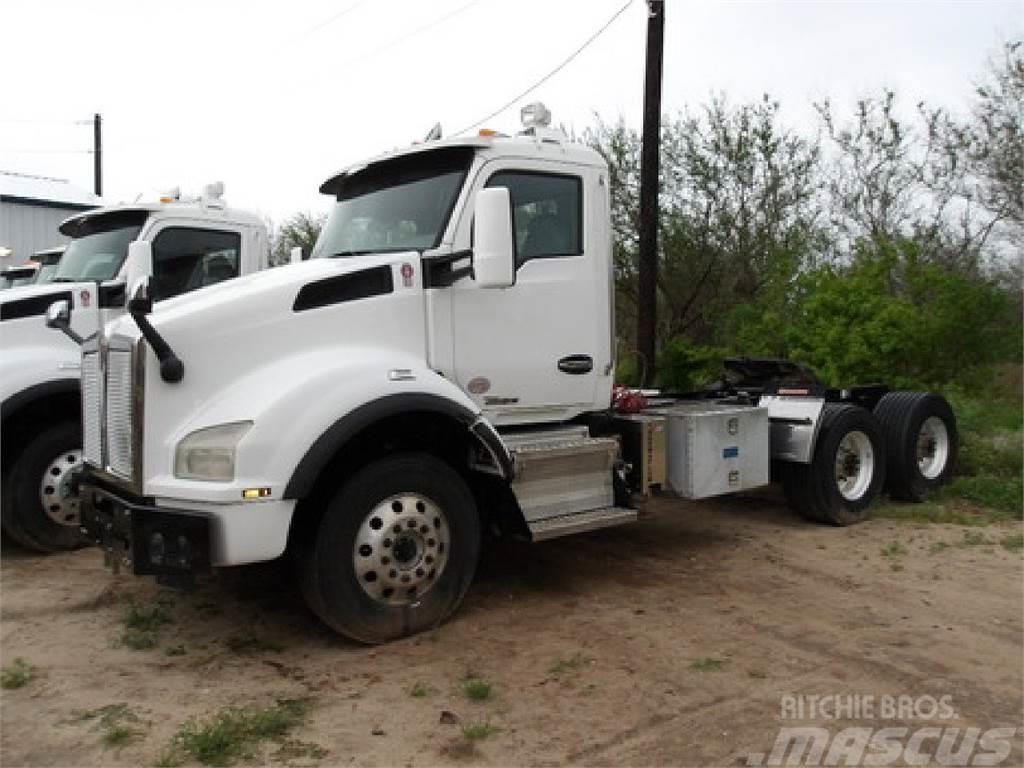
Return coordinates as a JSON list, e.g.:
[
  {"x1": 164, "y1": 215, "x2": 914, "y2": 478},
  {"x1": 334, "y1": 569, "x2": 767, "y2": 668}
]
[{"x1": 174, "y1": 422, "x2": 252, "y2": 481}]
